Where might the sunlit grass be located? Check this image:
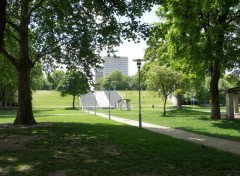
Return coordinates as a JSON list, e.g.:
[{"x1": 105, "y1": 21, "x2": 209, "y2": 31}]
[{"x1": 32, "y1": 90, "x2": 78, "y2": 107}]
